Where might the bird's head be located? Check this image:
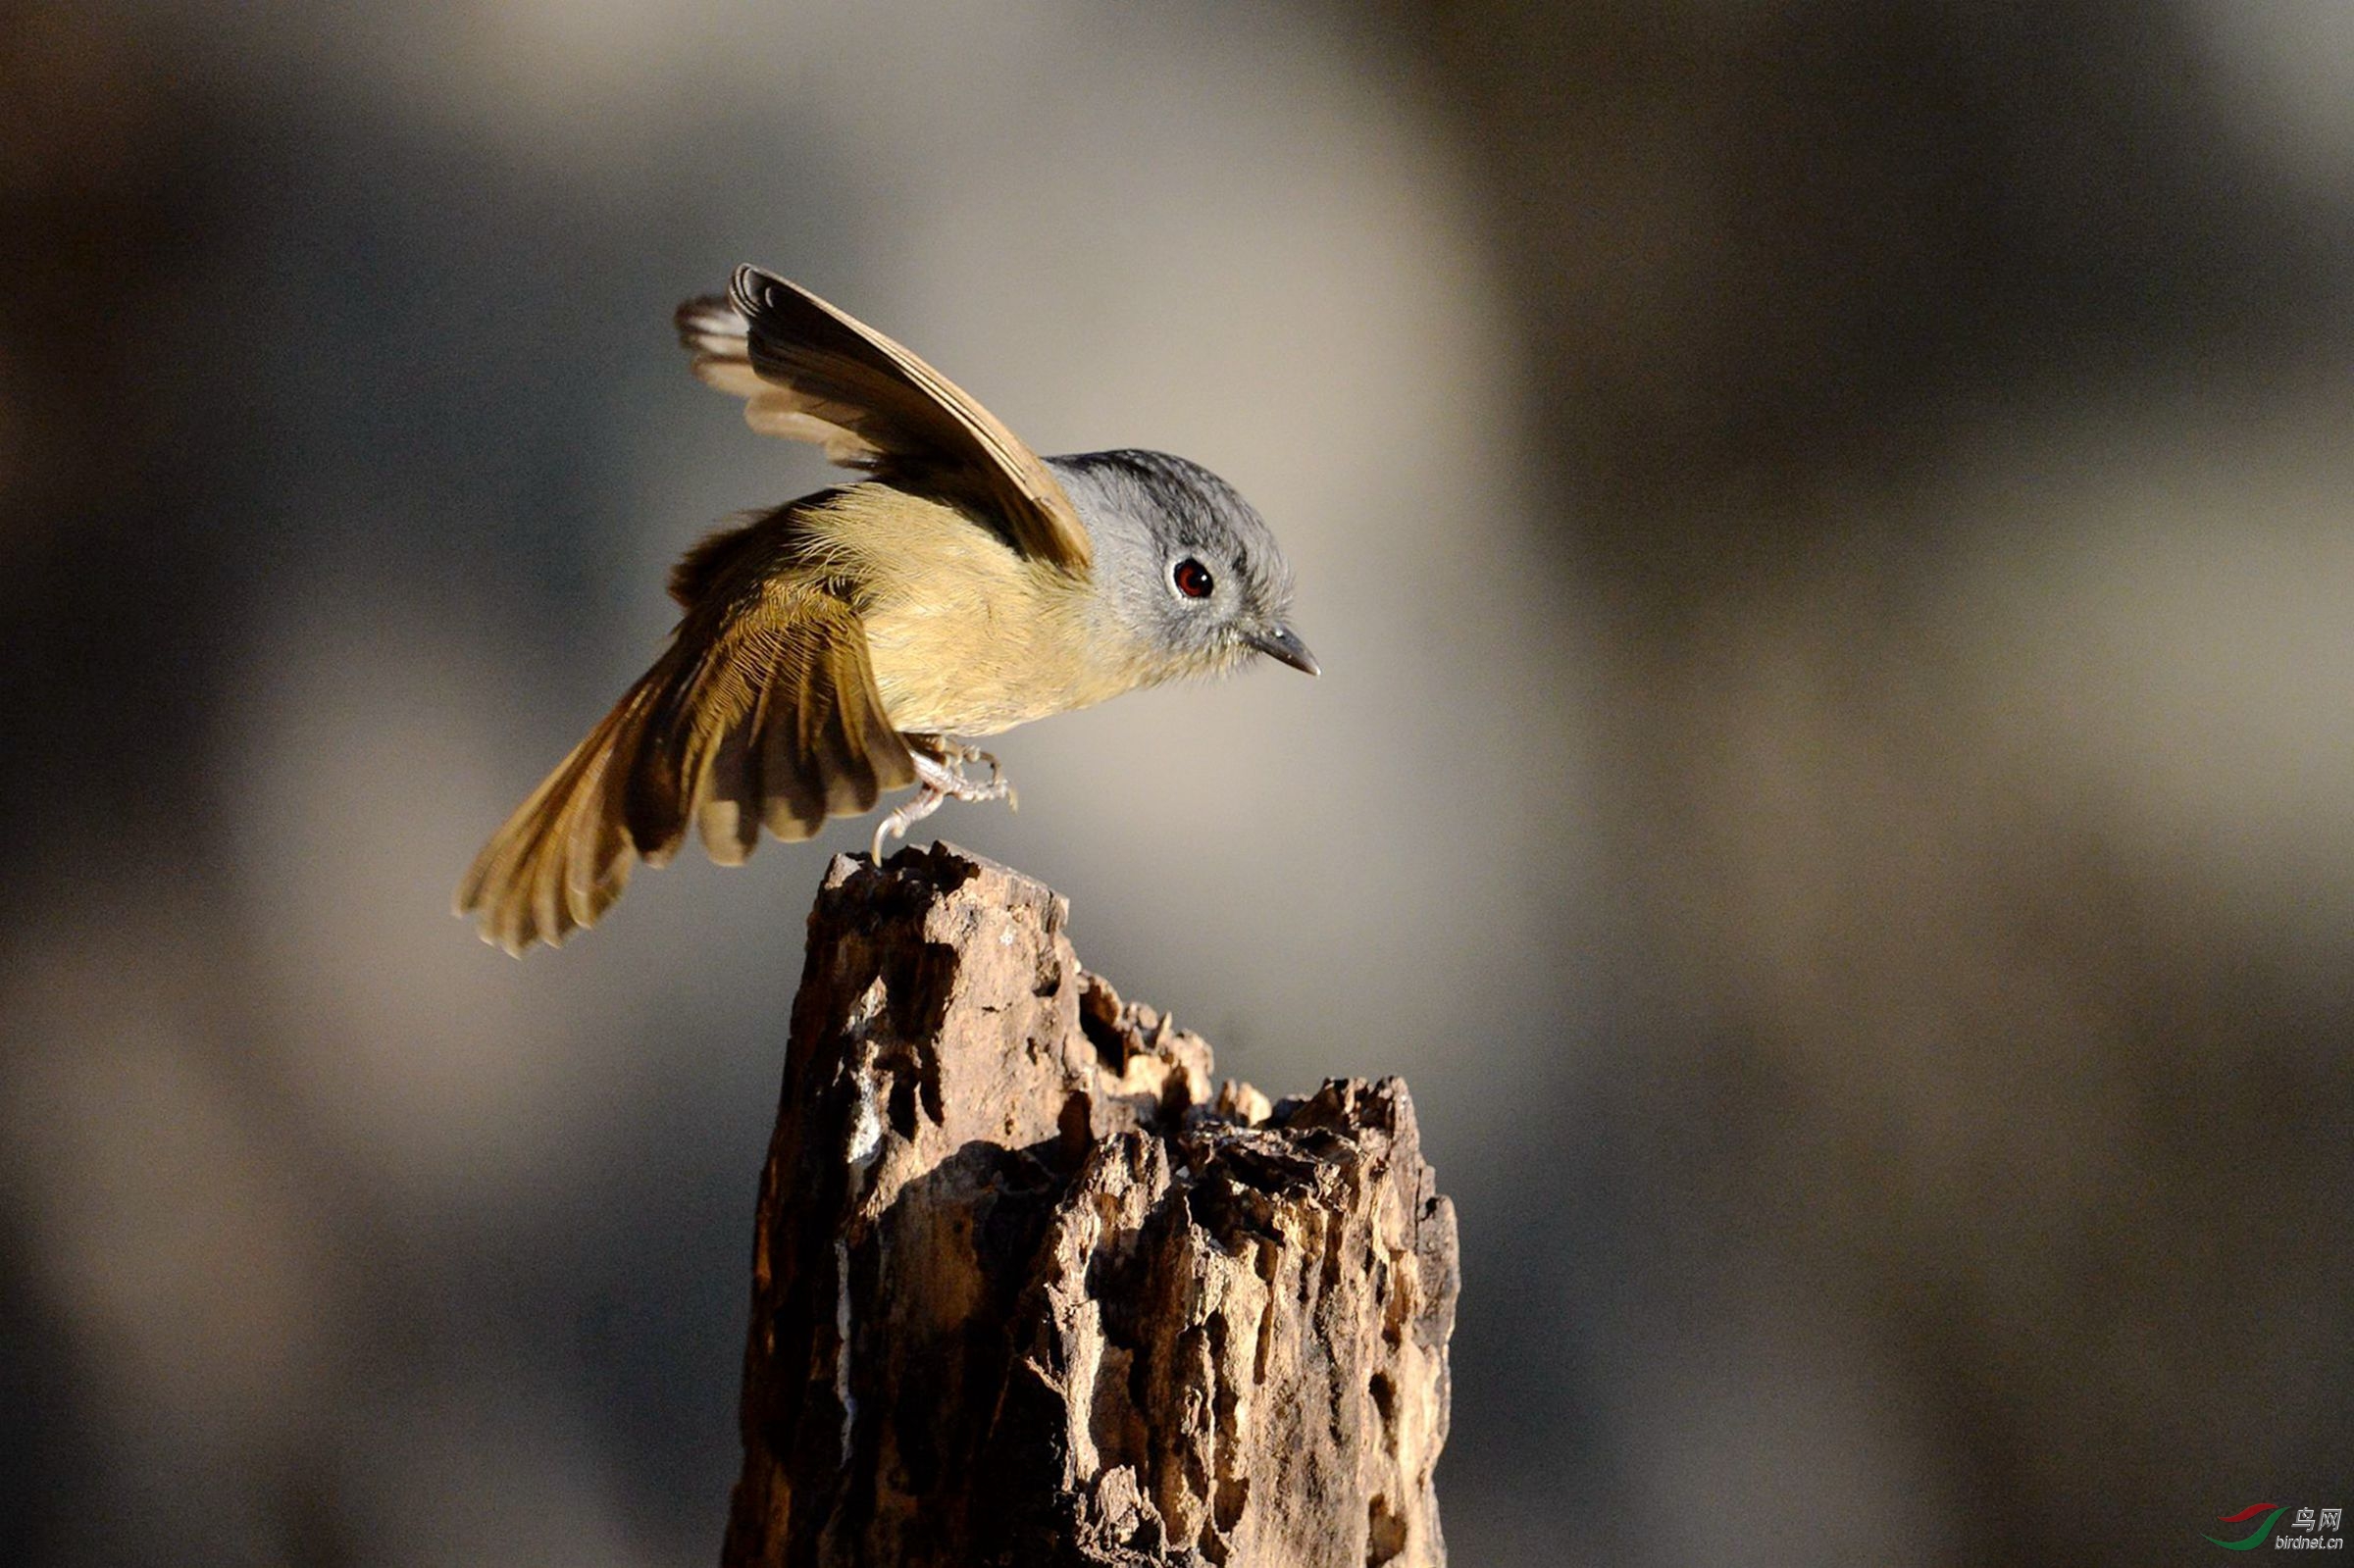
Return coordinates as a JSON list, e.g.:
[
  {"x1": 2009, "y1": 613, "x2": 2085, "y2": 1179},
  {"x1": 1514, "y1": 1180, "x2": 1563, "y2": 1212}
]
[{"x1": 1049, "y1": 449, "x2": 1316, "y2": 686}]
